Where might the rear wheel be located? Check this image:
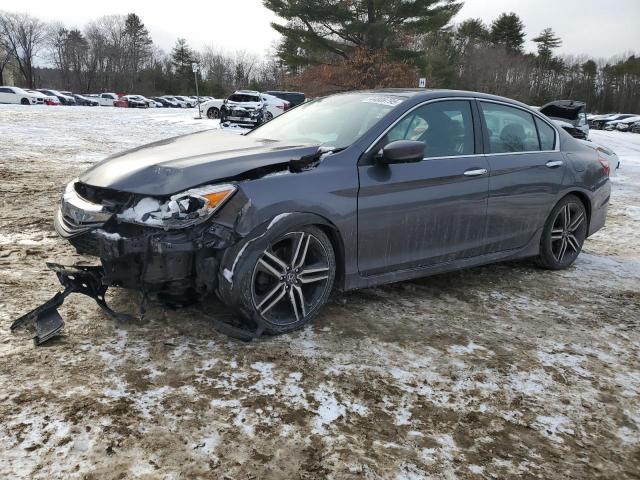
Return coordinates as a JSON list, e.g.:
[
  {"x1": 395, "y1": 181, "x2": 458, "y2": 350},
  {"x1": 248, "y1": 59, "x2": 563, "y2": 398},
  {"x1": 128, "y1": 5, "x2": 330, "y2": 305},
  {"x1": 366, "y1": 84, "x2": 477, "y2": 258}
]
[
  {"x1": 207, "y1": 107, "x2": 220, "y2": 119},
  {"x1": 264, "y1": 111, "x2": 273, "y2": 122},
  {"x1": 229, "y1": 226, "x2": 336, "y2": 334},
  {"x1": 536, "y1": 195, "x2": 588, "y2": 270}
]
